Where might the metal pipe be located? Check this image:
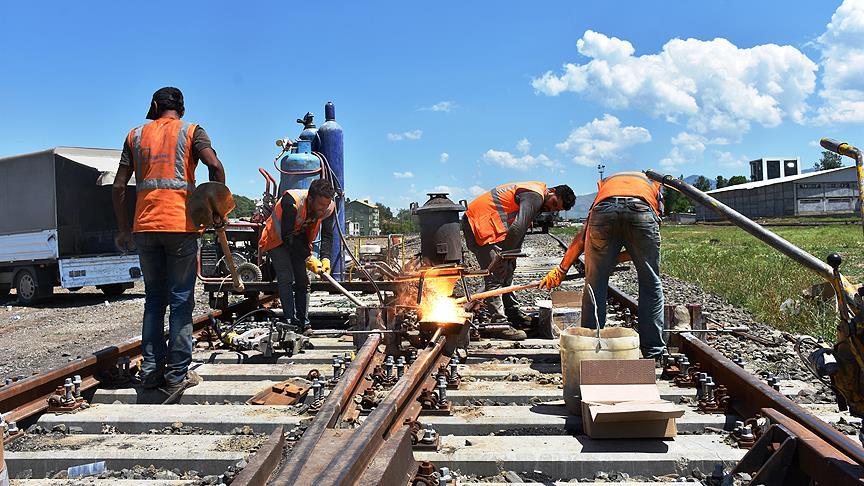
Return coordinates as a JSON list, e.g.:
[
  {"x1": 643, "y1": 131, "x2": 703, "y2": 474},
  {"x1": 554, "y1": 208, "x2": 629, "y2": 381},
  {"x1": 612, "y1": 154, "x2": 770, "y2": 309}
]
[
  {"x1": 318, "y1": 271, "x2": 364, "y2": 307},
  {"x1": 820, "y1": 138, "x2": 864, "y2": 237},
  {"x1": 645, "y1": 170, "x2": 836, "y2": 281},
  {"x1": 455, "y1": 281, "x2": 540, "y2": 304}
]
